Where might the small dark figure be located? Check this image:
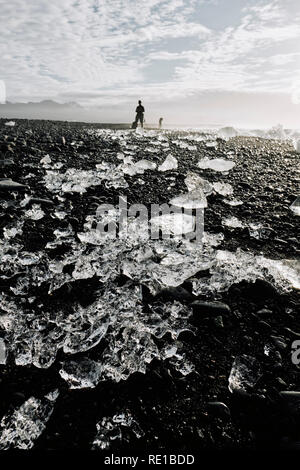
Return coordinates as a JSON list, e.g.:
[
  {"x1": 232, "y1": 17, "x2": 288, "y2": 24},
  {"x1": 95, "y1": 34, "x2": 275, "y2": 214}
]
[
  {"x1": 135, "y1": 100, "x2": 145, "y2": 128},
  {"x1": 159, "y1": 117, "x2": 163, "y2": 129}
]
